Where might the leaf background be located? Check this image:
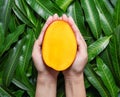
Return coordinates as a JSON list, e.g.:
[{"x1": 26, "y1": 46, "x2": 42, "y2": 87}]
[{"x1": 0, "y1": 0, "x2": 120, "y2": 97}]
